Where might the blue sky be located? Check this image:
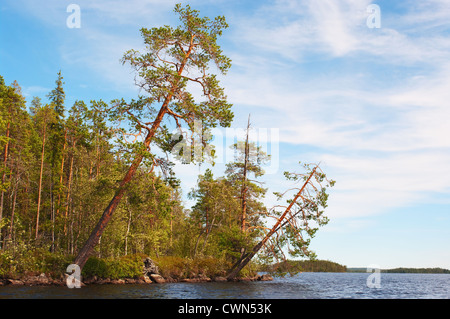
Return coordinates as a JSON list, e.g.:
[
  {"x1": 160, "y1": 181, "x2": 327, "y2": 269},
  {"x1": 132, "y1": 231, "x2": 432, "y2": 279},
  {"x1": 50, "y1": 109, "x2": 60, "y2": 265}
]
[{"x1": 1, "y1": 0, "x2": 450, "y2": 269}]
